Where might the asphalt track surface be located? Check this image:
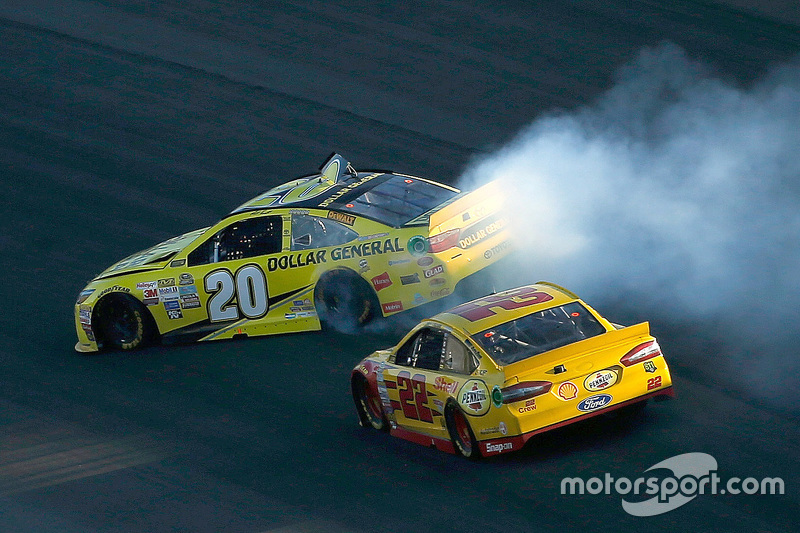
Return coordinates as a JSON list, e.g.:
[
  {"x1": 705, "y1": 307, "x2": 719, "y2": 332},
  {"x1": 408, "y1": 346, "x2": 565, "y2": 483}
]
[{"x1": 1, "y1": 1, "x2": 799, "y2": 532}]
